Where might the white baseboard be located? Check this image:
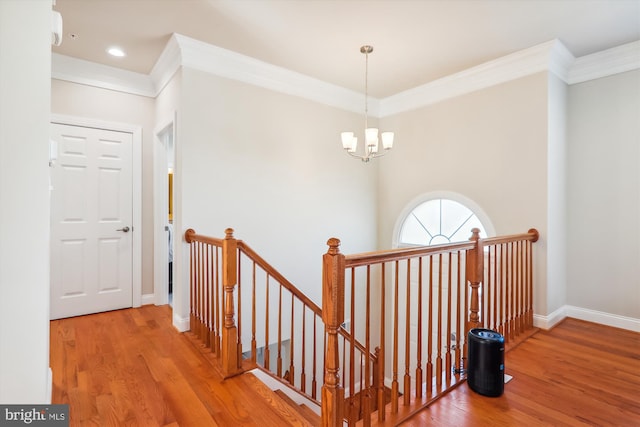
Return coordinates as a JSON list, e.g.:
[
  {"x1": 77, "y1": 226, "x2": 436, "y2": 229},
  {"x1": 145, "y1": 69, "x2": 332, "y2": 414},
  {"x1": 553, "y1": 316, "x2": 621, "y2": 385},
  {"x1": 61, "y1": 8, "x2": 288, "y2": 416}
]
[
  {"x1": 534, "y1": 305, "x2": 640, "y2": 332},
  {"x1": 141, "y1": 293, "x2": 155, "y2": 306},
  {"x1": 173, "y1": 313, "x2": 190, "y2": 332},
  {"x1": 533, "y1": 306, "x2": 567, "y2": 330},
  {"x1": 564, "y1": 305, "x2": 640, "y2": 333}
]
